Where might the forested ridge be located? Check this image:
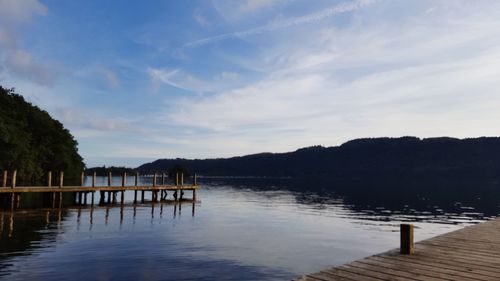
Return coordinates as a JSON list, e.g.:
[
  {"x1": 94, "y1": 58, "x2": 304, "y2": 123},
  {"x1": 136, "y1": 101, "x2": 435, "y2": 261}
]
[
  {"x1": 138, "y1": 137, "x2": 500, "y2": 186},
  {"x1": 0, "y1": 86, "x2": 84, "y2": 185}
]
